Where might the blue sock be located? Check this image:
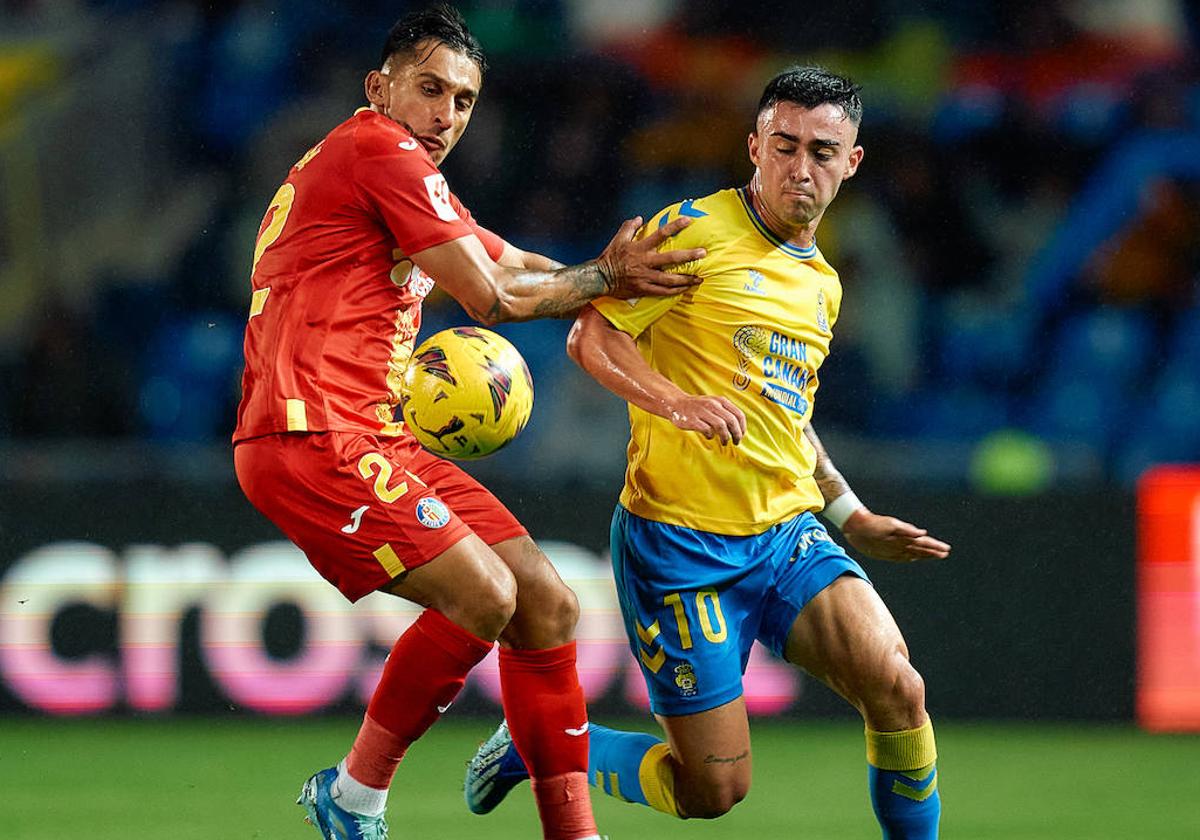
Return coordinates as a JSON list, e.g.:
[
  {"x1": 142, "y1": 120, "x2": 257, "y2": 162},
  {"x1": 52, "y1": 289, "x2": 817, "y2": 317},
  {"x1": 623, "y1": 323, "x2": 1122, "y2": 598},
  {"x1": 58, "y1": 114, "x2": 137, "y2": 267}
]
[
  {"x1": 588, "y1": 723, "x2": 678, "y2": 815},
  {"x1": 865, "y1": 721, "x2": 940, "y2": 838},
  {"x1": 868, "y1": 763, "x2": 940, "y2": 839}
]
